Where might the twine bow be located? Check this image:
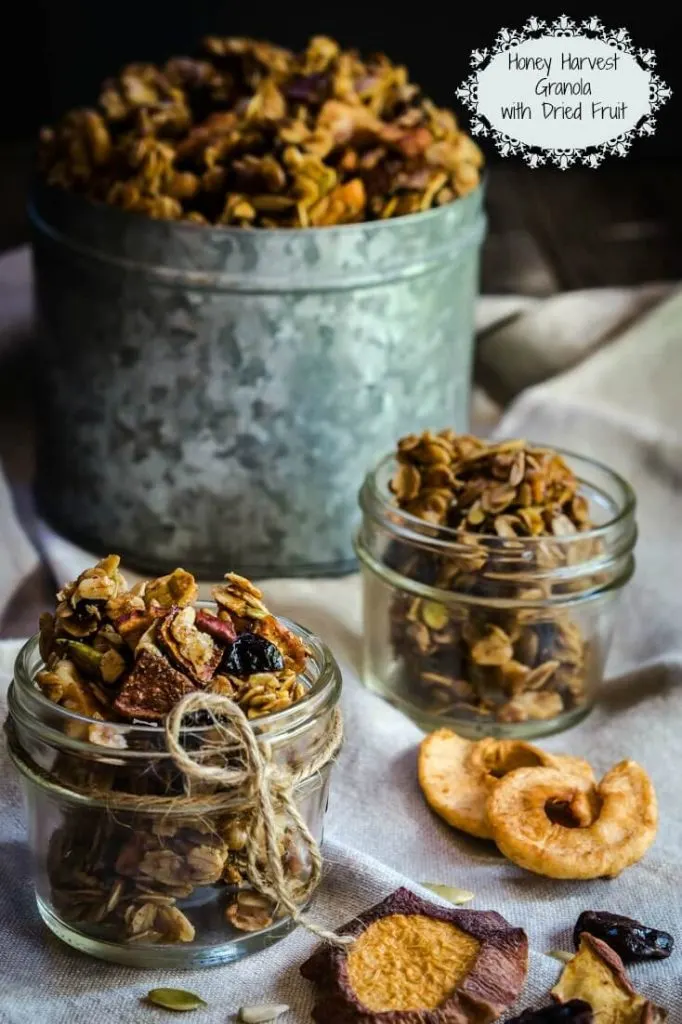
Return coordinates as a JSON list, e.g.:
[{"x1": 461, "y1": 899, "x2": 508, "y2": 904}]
[{"x1": 165, "y1": 691, "x2": 350, "y2": 947}]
